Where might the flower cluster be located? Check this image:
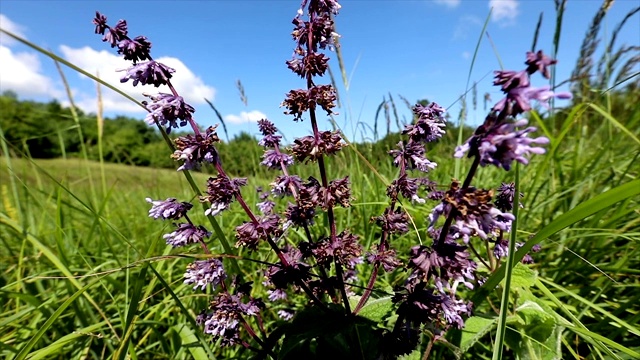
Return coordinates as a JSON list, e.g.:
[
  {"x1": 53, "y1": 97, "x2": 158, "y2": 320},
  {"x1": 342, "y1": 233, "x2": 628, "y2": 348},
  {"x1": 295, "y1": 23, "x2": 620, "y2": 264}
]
[
  {"x1": 145, "y1": 197, "x2": 224, "y2": 291},
  {"x1": 455, "y1": 51, "x2": 571, "y2": 168},
  {"x1": 93, "y1": 12, "x2": 194, "y2": 134},
  {"x1": 94, "y1": 2, "x2": 566, "y2": 357}
]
